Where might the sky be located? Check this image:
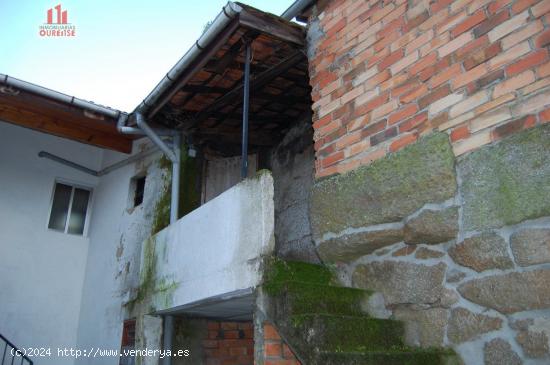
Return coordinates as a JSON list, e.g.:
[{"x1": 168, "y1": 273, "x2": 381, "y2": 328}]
[{"x1": 0, "y1": 0, "x2": 292, "y2": 112}]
